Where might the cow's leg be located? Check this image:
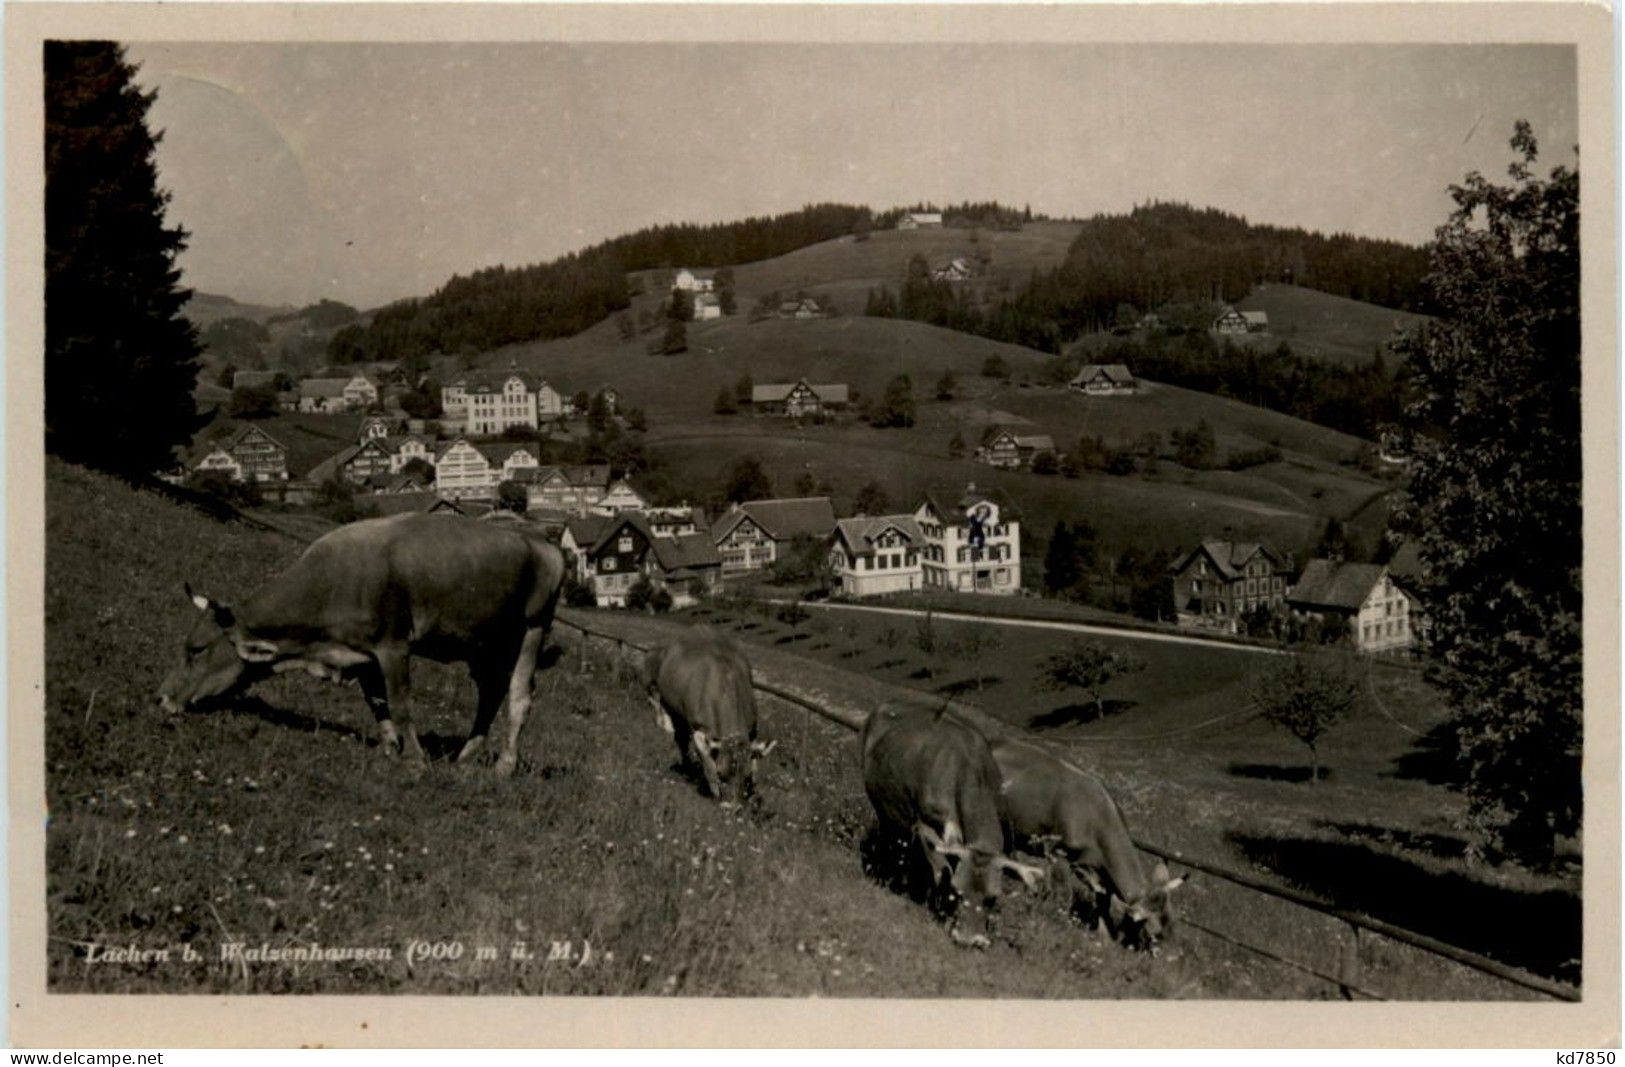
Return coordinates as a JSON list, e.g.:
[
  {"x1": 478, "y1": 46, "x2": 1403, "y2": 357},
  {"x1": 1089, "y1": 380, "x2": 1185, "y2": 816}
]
[
  {"x1": 377, "y1": 646, "x2": 425, "y2": 765},
  {"x1": 493, "y1": 626, "x2": 545, "y2": 779},
  {"x1": 689, "y1": 729, "x2": 724, "y2": 798},
  {"x1": 455, "y1": 659, "x2": 510, "y2": 766},
  {"x1": 357, "y1": 663, "x2": 401, "y2": 754}
]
